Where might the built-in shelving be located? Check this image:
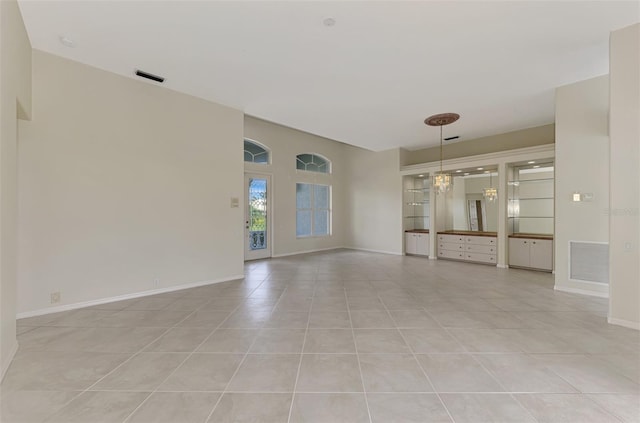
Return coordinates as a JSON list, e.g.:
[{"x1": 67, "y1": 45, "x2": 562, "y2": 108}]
[
  {"x1": 403, "y1": 176, "x2": 430, "y2": 231},
  {"x1": 508, "y1": 173, "x2": 554, "y2": 234}
]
